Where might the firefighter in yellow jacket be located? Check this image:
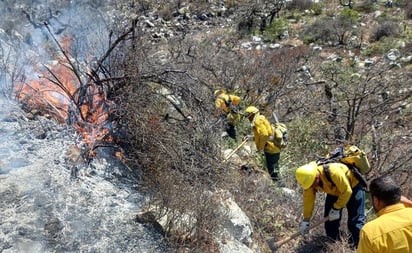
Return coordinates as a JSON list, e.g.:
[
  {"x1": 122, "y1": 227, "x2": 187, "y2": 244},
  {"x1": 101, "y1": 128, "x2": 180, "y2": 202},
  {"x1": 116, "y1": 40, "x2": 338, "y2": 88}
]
[
  {"x1": 214, "y1": 89, "x2": 241, "y2": 139},
  {"x1": 244, "y1": 106, "x2": 282, "y2": 182},
  {"x1": 357, "y1": 175, "x2": 412, "y2": 253},
  {"x1": 295, "y1": 161, "x2": 365, "y2": 247}
]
